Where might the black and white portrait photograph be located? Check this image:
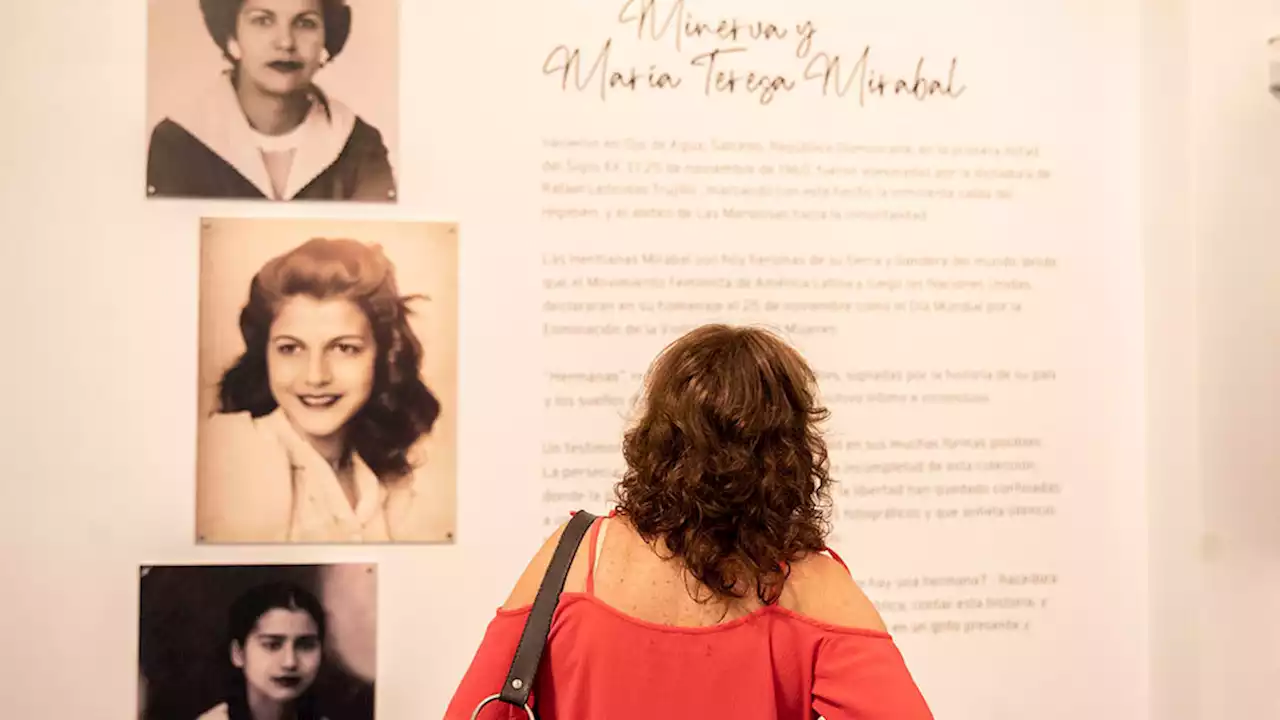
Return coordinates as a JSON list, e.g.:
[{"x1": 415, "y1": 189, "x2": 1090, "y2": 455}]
[
  {"x1": 137, "y1": 563, "x2": 377, "y2": 720},
  {"x1": 146, "y1": 0, "x2": 399, "y2": 202},
  {"x1": 196, "y1": 217, "x2": 457, "y2": 544}
]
